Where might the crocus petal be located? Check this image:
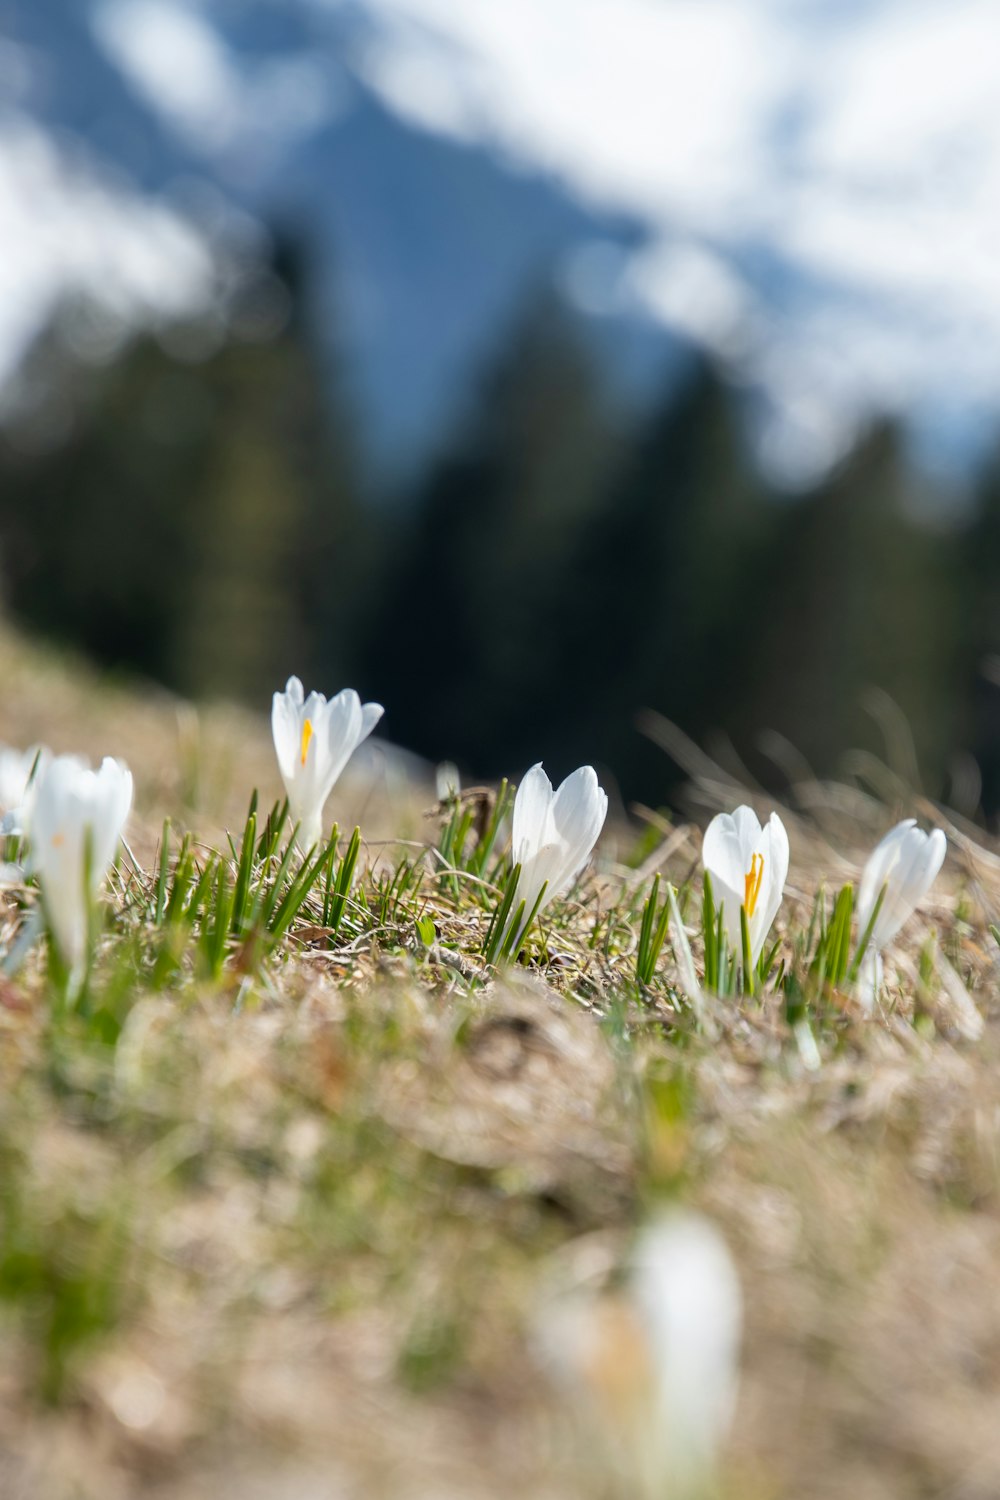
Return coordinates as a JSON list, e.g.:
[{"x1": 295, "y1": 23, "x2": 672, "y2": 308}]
[
  {"x1": 753, "y1": 812, "x2": 789, "y2": 964},
  {"x1": 550, "y1": 765, "x2": 609, "y2": 891},
  {"x1": 631, "y1": 1212, "x2": 742, "y2": 1486},
  {"x1": 711, "y1": 874, "x2": 747, "y2": 956},
  {"x1": 895, "y1": 826, "x2": 946, "y2": 912},
  {"x1": 873, "y1": 826, "x2": 933, "y2": 946},
  {"x1": 0, "y1": 745, "x2": 50, "y2": 818},
  {"x1": 856, "y1": 948, "x2": 884, "y2": 1013},
  {"x1": 295, "y1": 808, "x2": 323, "y2": 854},
  {"x1": 919, "y1": 828, "x2": 947, "y2": 897},
  {"x1": 516, "y1": 839, "x2": 570, "y2": 926},
  {"x1": 858, "y1": 820, "x2": 946, "y2": 950},
  {"x1": 701, "y1": 812, "x2": 750, "y2": 898},
  {"x1": 360, "y1": 702, "x2": 385, "y2": 740},
  {"x1": 319, "y1": 689, "x2": 364, "y2": 799},
  {"x1": 89, "y1": 759, "x2": 134, "y2": 885},
  {"x1": 29, "y1": 754, "x2": 132, "y2": 972},
  {"x1": 857, "y1": 819, "x2": 915, "y2": 931},
  {"x1": 271, "y1": 689, "x2": 303, "y2": 782},
  {"x1": 731, "y1": 804, "x2": 764, "y2": 869},
  {"x1": 855, "y1": 821, "x2": 946, "y2": 1012},
  {"x1": 512, "y1": 763, "x2": 554, "y2": 868}
]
